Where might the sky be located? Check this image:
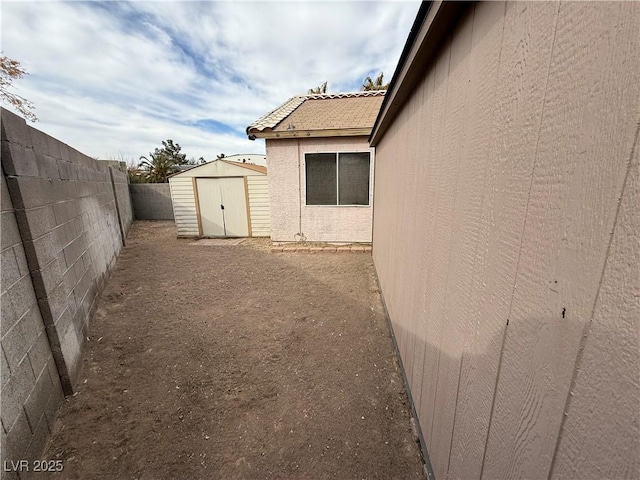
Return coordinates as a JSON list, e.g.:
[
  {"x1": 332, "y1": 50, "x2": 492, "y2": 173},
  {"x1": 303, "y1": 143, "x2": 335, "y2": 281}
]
[{"x1": 1, "y1": 1, "x2": 420, "y2": 164}]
